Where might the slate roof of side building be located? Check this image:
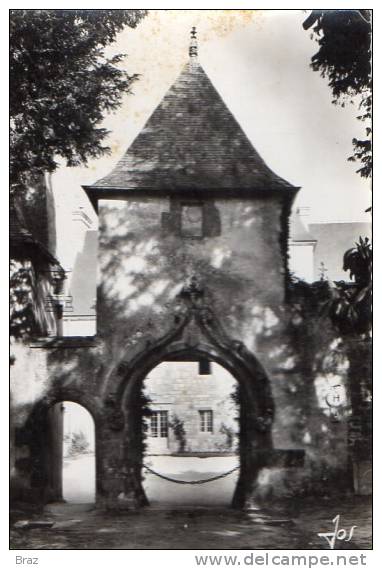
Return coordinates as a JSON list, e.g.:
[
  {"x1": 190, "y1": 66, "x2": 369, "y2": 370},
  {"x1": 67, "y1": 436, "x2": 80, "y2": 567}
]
[
  {"x1": 84, "y1": 59, "x2": 299, "y2": 200},
  {"x1": 10, "y1": 199, "x2": 63, "y2": 268}
]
